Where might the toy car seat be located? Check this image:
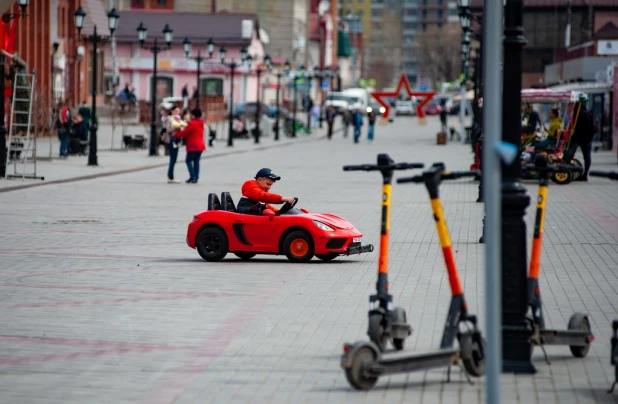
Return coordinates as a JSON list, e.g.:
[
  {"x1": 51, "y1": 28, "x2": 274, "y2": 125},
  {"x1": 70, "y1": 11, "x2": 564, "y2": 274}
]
[
  {"x1": 207, "y1": 193, "x2": 222, "y2": 211},
  {"x1": 221, "y1": 192, "x2": 236, "y2": 212}
]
